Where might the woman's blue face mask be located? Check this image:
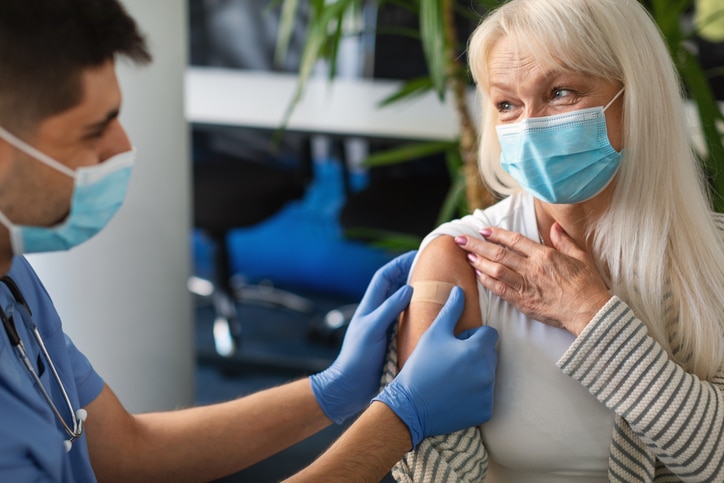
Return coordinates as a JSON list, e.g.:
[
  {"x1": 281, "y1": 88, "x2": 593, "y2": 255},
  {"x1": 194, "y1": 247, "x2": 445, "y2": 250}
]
[
  {"x1": 0, "y1": 126, "x2": 135, "y2": 255},
  {"x1": 496, "y1": 88, "x2": 624, "y2": 204}
]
